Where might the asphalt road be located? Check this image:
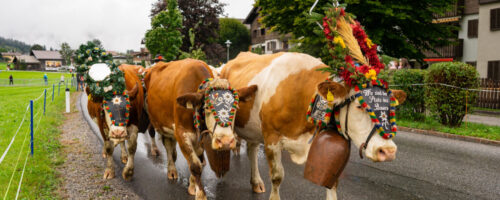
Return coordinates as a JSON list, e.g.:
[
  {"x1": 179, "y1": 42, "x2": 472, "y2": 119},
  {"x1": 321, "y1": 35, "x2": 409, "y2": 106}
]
[{"x1": 79, "y1": 93, "x2": 500, "y2": 200}]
